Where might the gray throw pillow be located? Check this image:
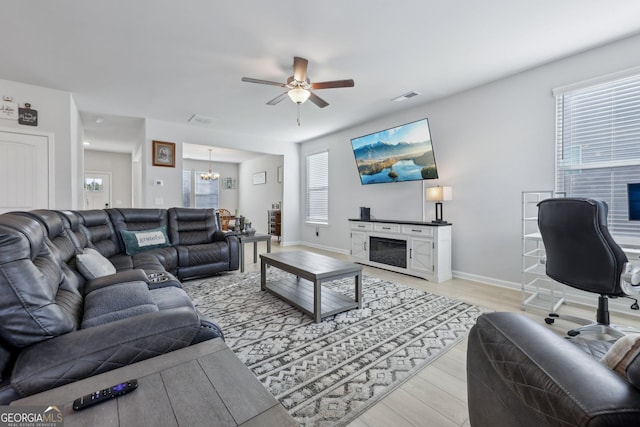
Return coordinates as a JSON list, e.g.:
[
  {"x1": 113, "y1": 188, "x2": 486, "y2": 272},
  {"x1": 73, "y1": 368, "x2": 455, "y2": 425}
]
[{"x1": 76, "y1": 248, "x2": 116, "y2": 280}]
